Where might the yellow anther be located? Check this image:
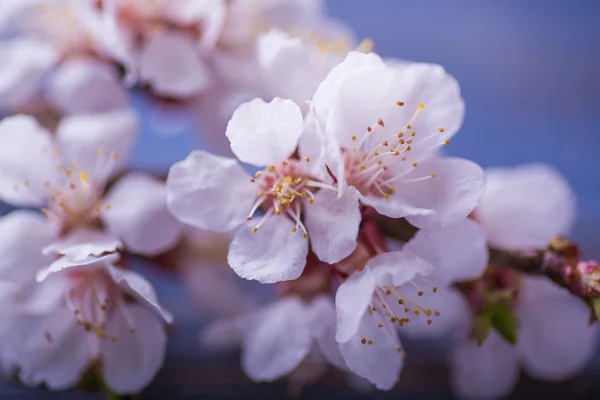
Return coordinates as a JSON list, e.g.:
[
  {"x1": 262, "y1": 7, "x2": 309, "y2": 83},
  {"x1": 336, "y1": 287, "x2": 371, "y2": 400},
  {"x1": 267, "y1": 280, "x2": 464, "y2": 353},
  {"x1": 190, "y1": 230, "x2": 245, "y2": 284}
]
[
  {"x1": 252, "y1": 227, "x2": 258, "y2": 233},
  {"x1": 383, "y1": 193, "x2": 391, "y2": 199},
  {"x1": 360, "y1": 165, "x2": 366, "y2": 171},
  {"x1": 303, "y1": 233, "x2": 308, "y2": 239},
  {"x1": 434, "y1": 311, "x2": 441, "y2": 316},
  {"x1": 255, "y1": 172, "x2": 261, "y2": 178},
  {"x1": 282, "y1": 160, "x2": 288, "y2": 166},
  {"x1": 418, "y1": 103, "x2": 425, "y2": 109},
  {"x1": 444, "y1": 139, "x2": 450, "y2": 145},
  {"x1": 291, "y1": 227, "x2": 297, "y2": 233},
  {"x1": 258, "y1": 191, "x2": 264, "y2": 197},
  {"x1": 110, "y1": 151, "x2": 118, "y2": 159},
  {"x1": 433, "y1": 287, "x2": 438, "y2": 293},
  {"x1": 249, "y1": 178, "x2": 255, "y2": 183},
  {"x1": 41, "y1": 209, "x2": 48, "y2": 216},
  {"x1": 65, "y1": 168, "x2": 72, "y2": 176},
  {"x1": 275, "y1": 208, "x2": 281, "y2": 215},
  {"x1": 410, "y1": 131, "x2": 416, "y2": 137},
  {"x1": 424, "y1": 309, "x2": 432, "y2": 317},
  {"x1": 79, "y1": 172, "x2": 88, "y2": 181},
  {"x1": 438, "y1": 127, "x2": 445, "y2": 132},
  {"x1": 367, "y1": 340, "x2": 373, "y2": 345},
  {"x1": 406, "y1": 124, "x2": 412, "y2": 129},
  {"x1": 377, "y1": 118, "x2": 384, "y2": 126},
  {"x1": 430, "y1": 173, "x2": 436, "y2": 178},
  {"x1": 418, "y1": 291, "x2": 424, "y2": 296},
  {"x1": 361, "y1": 338, "x2": 367, "y2": 344},
  {"x1": 398, "y1": 132, "x2": 404, "y2": 138},
  {"x1": 24, "y1": 180, "x2": 29, "y2": 187},
  {"x1": 284, "y1": 176, "x2": 292, "y2": 184},
  {"x1": 413, "y1": 161, "x2": 418, "y2": 167},
  {"x1": 98, "y1": 148, "x2": 106, "y2": 156},
  {"x1": 268, "y1": 165, "x2": 276, "y2": 172},
  {"x1": 309, "y1": 199, "x2": 315, "y2": 204},
  {"x1": 414, "y1": 310, "x2": 421, "y2": 316},
  {"x1": 396, "y1": 101, "x2": 404, "y2": 106},
  {"x1": 367, "y1": 126, "x2": 372, "y2": 133},
  {"x1": 374, "y1": 152, "x2": 379, "y2": 156},
  {"x1": 352, "y1": 136, "x2": 357, "y2": 141}
]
